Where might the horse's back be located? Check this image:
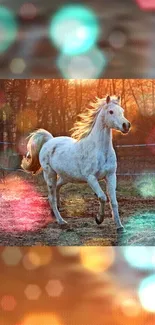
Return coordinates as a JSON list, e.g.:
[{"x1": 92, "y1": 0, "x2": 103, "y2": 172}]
[
  {"x1": 39, "y1": 136, "x2": 76, "y2": 163},
  {"x1": 48, "y1": 136, "x2": 75, "y2": 145}
]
